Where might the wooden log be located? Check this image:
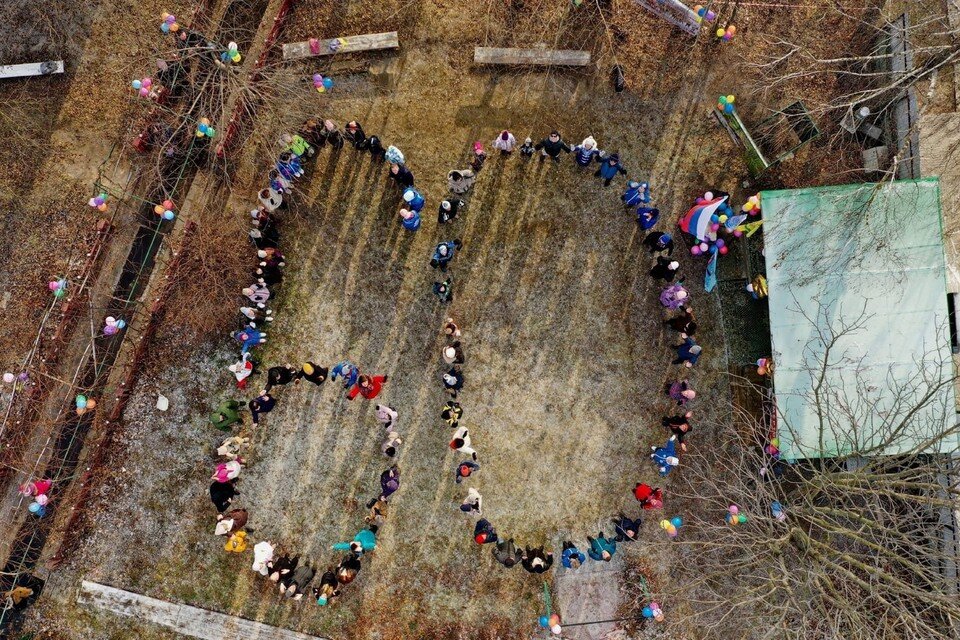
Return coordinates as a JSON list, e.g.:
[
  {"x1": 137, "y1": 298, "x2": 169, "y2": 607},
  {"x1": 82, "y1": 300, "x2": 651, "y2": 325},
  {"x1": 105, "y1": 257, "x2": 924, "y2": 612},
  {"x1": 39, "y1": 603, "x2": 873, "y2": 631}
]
[
  {"x1": 282, "y1": 32, "x2": 399, "y2": 61},
  {"x1": 473, "y1": 47, "x2": 590, "y2": 67},
  {"x1": 0, "y1": 60, "x2": 64, "y2": 79}
]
